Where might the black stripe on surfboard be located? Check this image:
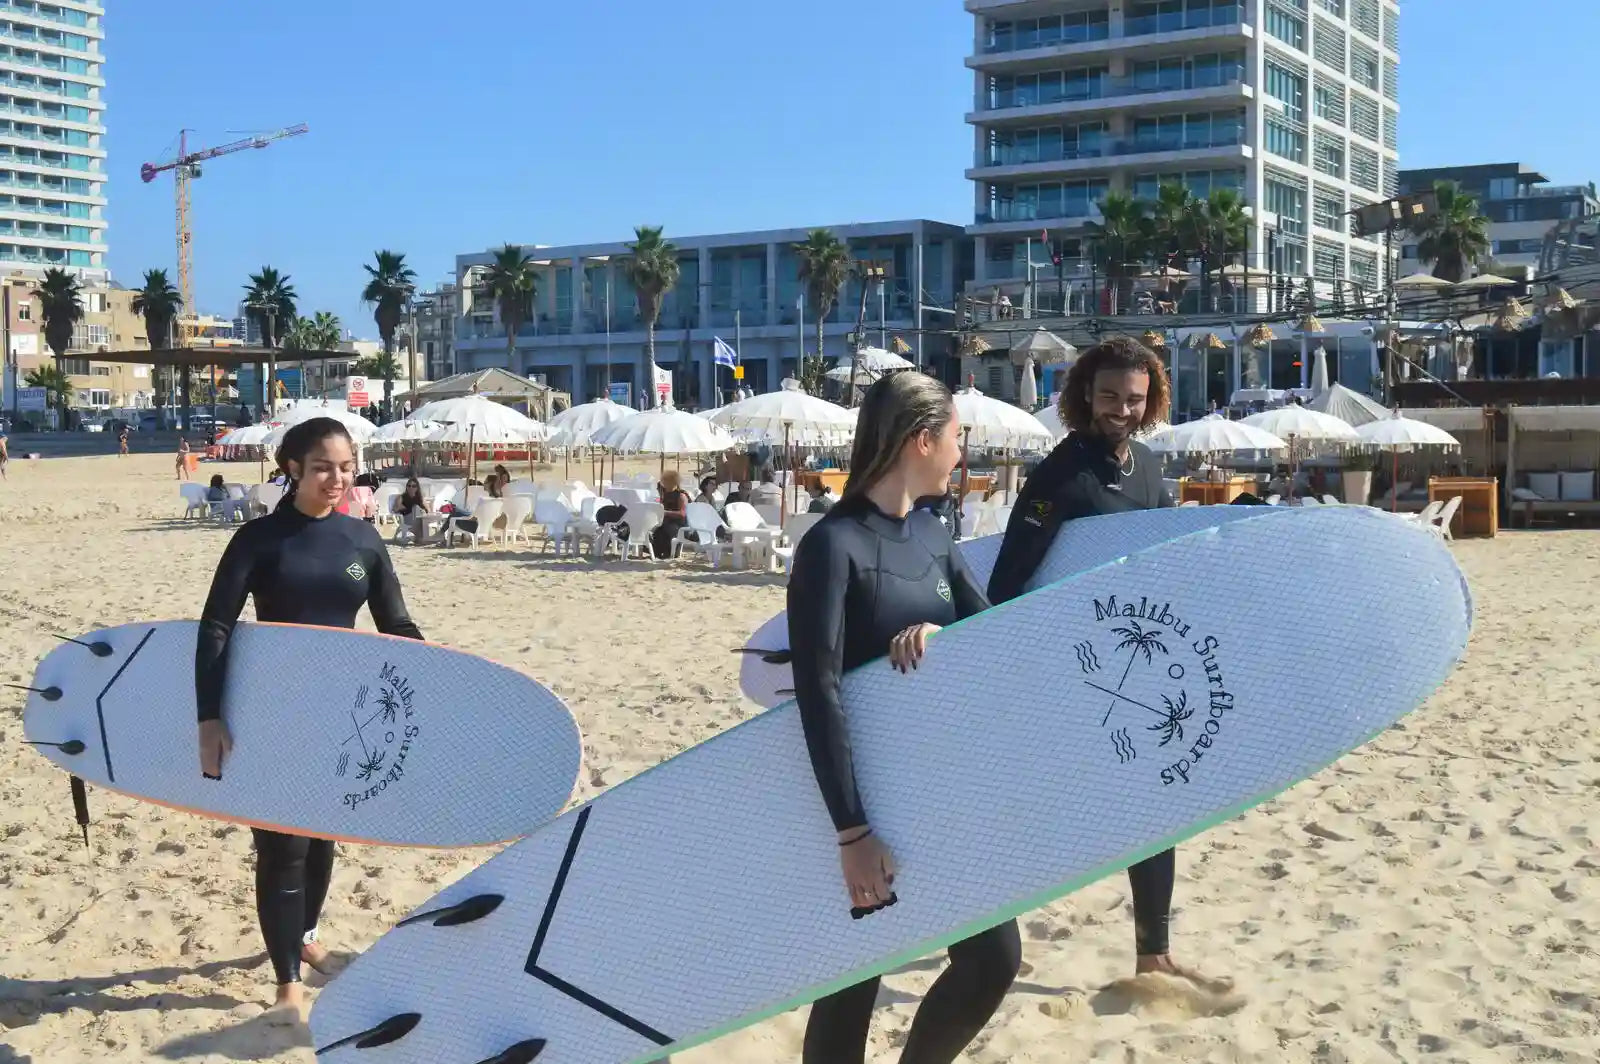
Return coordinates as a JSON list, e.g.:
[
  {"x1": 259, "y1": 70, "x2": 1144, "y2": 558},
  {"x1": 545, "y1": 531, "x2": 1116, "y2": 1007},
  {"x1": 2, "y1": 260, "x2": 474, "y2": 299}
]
[
  {"x1": 93, "y1": 627, "x2": 155, "y2": 783},
  {"x1": 523, "y1": 806, "x2": 674, "y2": 1048}
]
